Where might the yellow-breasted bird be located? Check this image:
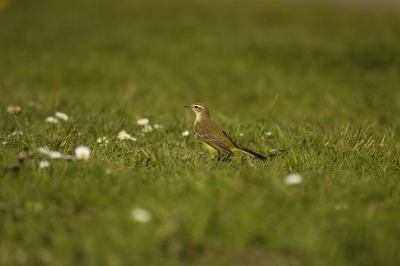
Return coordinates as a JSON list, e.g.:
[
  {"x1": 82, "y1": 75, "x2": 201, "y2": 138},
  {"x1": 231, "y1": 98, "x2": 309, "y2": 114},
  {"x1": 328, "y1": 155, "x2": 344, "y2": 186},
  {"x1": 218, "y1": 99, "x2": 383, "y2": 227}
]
[{"x1": 185, "y1": 103, "x2": 266, "y2": 160}]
